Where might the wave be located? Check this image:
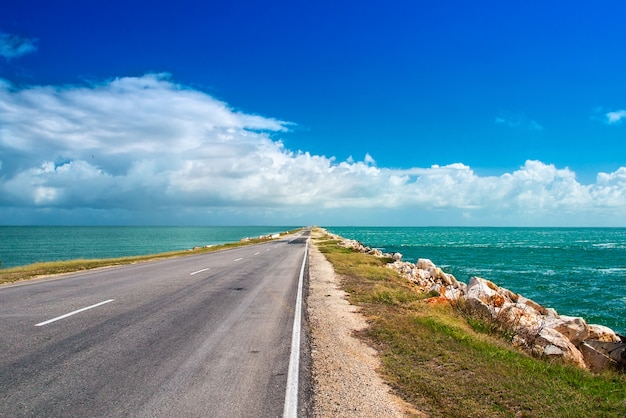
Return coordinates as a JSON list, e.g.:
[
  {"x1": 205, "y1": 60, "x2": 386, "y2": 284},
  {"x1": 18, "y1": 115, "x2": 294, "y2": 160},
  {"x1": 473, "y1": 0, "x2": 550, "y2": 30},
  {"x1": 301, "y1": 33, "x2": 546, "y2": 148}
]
[
  {"x1": 592, "y1": 243, "x2": 626, "y2": 249},
  {"x1": 572, "y1": 267, "x2": 626, "y2": 275}
]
